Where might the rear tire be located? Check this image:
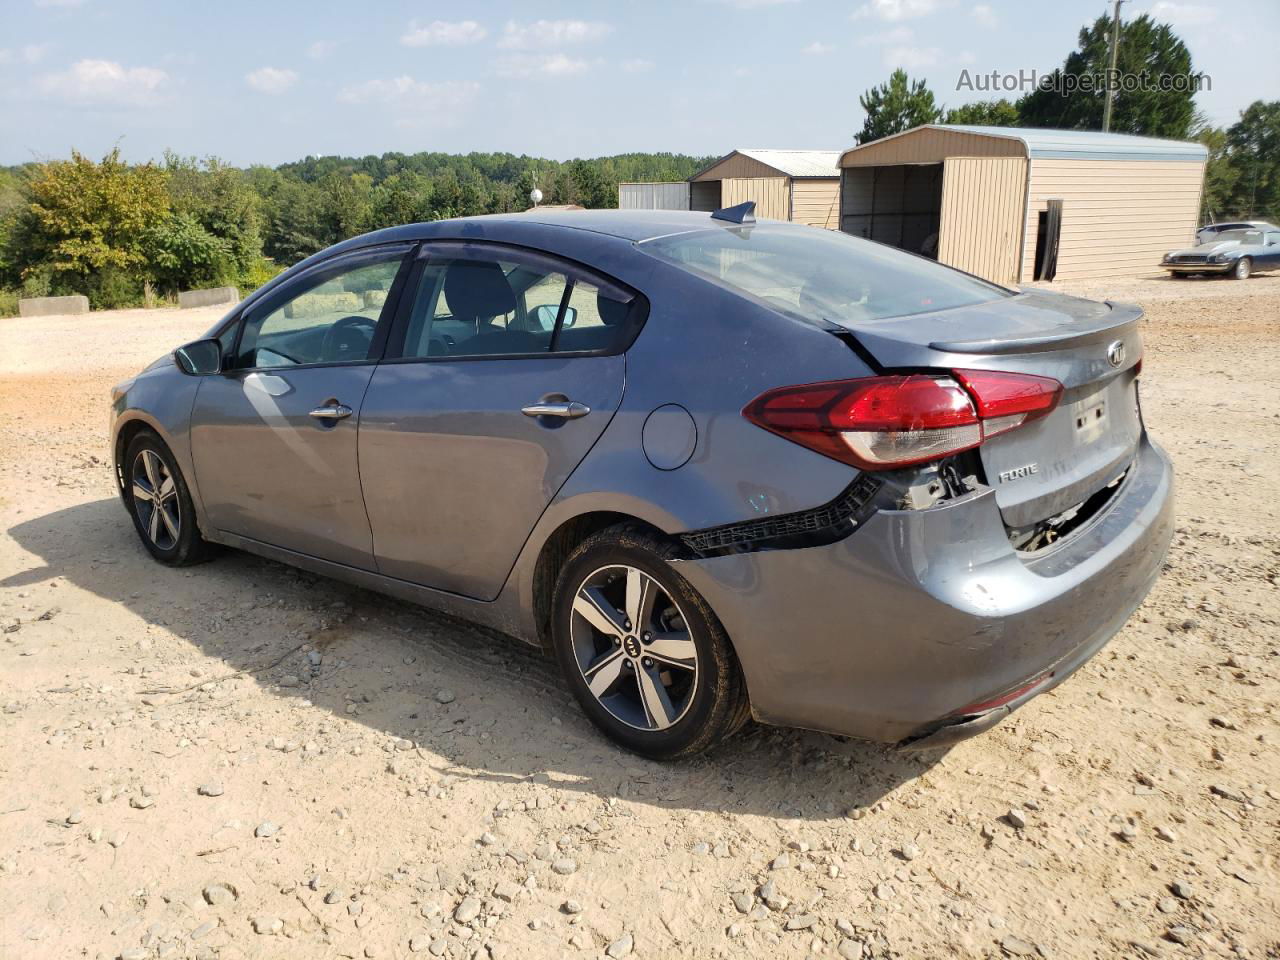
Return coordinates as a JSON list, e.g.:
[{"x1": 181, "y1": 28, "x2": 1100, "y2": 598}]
[
  {"x1": 1234, "y1": 257, "x2": 1252, "y2": 280},
  {"x1": 124, "y1": 430, "x2": 216, "y2": 566},
  {"x1": 551, "y1": 525, "x2": 750, "y2": 759}
]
